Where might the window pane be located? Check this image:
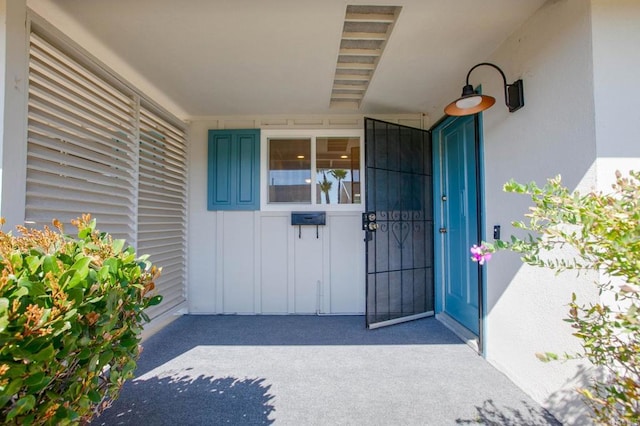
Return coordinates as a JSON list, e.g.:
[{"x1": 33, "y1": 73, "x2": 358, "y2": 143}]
[
  {"x1": 316, "y1": 137, "x2": 361, "y2": 204},
  {"x1": 268, "y1": 138, "x2": 311, "y2": 203}
]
